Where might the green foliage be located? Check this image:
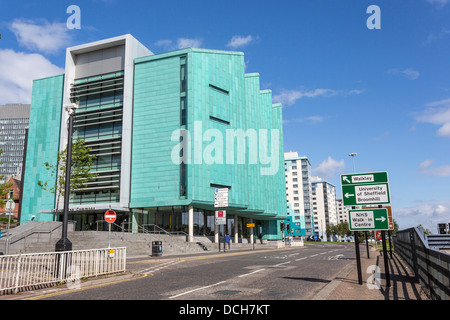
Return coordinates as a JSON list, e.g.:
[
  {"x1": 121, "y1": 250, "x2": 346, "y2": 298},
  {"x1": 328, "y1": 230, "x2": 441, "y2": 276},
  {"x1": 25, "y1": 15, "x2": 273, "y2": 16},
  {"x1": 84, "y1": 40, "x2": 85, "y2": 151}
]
[
  {"x1": 0, "y1": 149, "x2": 13, "y2": 208},
  {"x1": 326, "y1": 221, "x2": 352, "y2": 238},
  {"x1": 38, "y1": 138, "x2": 97, "y2": 205}
]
